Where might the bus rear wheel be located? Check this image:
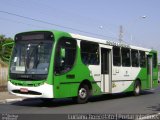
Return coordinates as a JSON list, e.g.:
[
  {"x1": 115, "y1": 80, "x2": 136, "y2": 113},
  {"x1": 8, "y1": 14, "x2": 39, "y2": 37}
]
[
  {"x1": 133, "y1": 81, "x2": 141, "y2": 96},
  {"x1": 74, "y1": 84, "x2": 90, "y2": 104}
]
